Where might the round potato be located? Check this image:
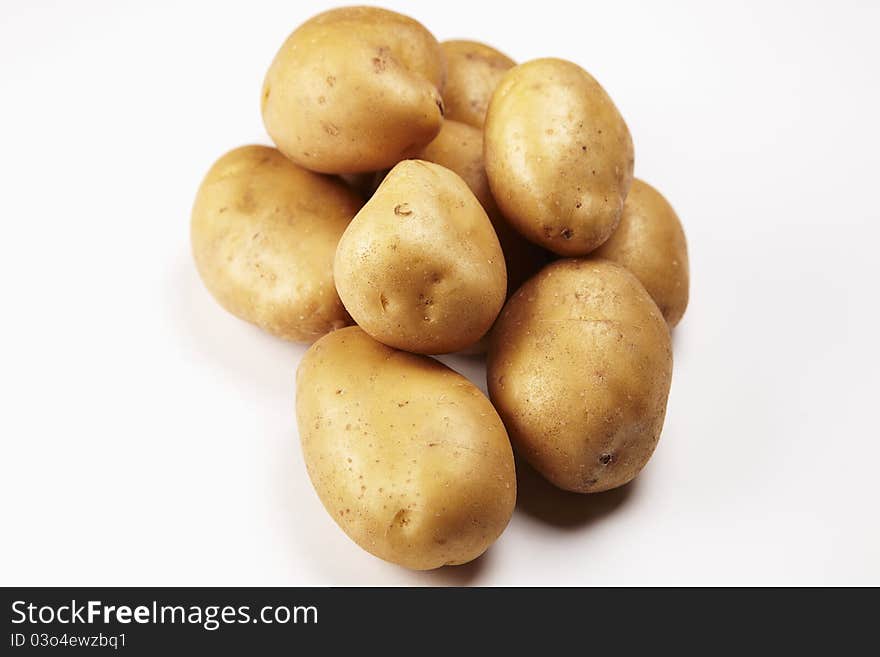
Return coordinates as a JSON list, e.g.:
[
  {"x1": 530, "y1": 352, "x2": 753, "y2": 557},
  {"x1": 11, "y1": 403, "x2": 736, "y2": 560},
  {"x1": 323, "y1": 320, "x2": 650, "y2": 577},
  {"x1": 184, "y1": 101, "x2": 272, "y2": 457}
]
[
  {"x1": 488, "y1": 259, "x2": 672, "y2": 493},
  {"x1": 440, "y1": 40, "x2": 515, "y2": 128},
  {"x1": 485, "y1": 58, "x2": 634, "y2": 256},
  {"x1": 262, "y1": 7, "x2": 446, "y2": 174},
  {"x1": 334, "y1": 159, "x2": 507, "y2": 354},
  {"x1": 297, "y1": 327, "x2": 516, "y2": 570},
  {"x1": 593, "y1": 179, "x2": 690, "y2": 327},
  {"x1": 191, "y1": 145, "x2": 361, "y2": 342},
  {"x1": 416, "y1": 119, "x2": 549, "y2": 298}
]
